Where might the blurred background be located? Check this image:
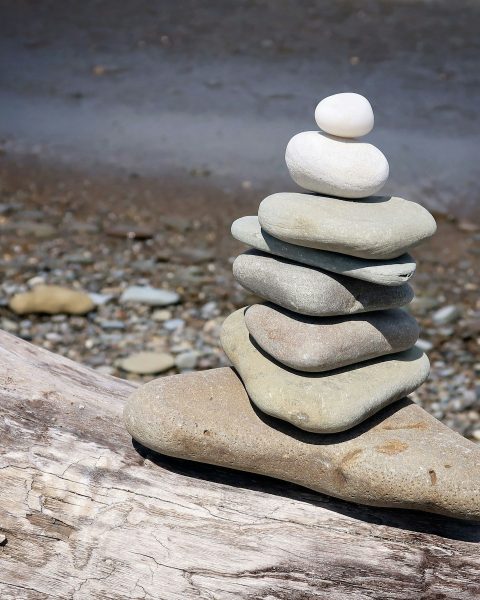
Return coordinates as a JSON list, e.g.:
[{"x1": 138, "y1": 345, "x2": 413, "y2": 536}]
[{"x1": 0, "y1": 0, "x2": 479, "y2": 441}]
